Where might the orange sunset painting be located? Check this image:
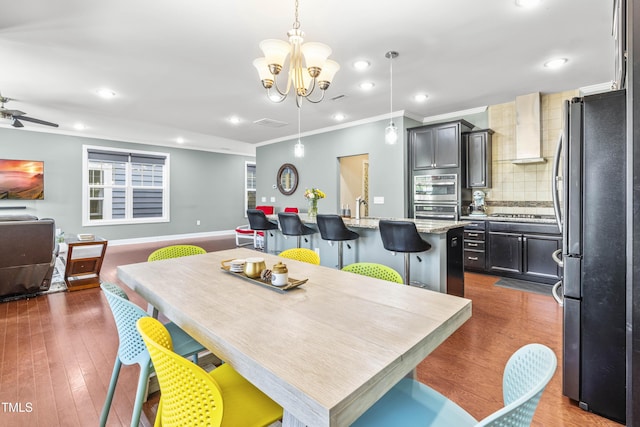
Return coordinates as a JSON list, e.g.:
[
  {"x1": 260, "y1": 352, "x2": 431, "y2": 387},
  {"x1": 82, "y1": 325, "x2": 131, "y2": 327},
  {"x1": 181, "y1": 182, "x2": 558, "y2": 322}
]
[{"x1": 0, "y1": 159, "x2": 44, "y2": 200}]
